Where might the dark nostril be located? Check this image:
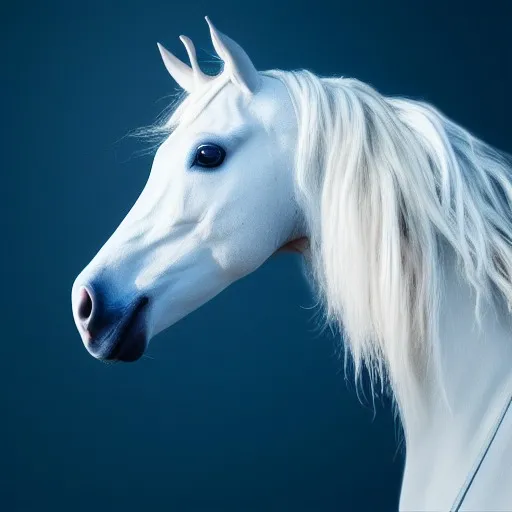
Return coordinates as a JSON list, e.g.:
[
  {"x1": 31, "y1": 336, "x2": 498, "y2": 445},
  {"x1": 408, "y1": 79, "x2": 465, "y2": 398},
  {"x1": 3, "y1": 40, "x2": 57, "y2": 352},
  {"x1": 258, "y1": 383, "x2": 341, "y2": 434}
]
[{"x1": 77, "y1": 287, "x2": 94, "y2": 324}]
